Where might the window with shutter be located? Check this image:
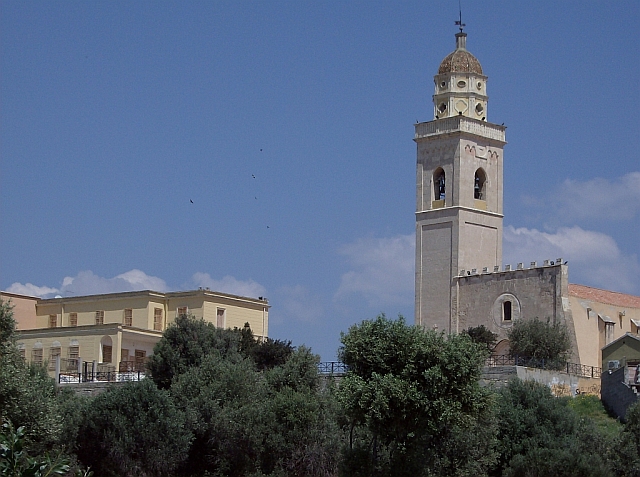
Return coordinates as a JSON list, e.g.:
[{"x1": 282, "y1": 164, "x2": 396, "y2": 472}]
[
  {"x1": 153, "y1": 308, "x2": 163, "y2": 331},
  {"x1": 124, "y1": 309, "x2": 133, "y2": 326},
  {"x1": 102, "y1": 345, "x2": 112, "y2": 363},
  {"x1": 217, "y1": 308, "x2": 225, "y2": 328}
]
